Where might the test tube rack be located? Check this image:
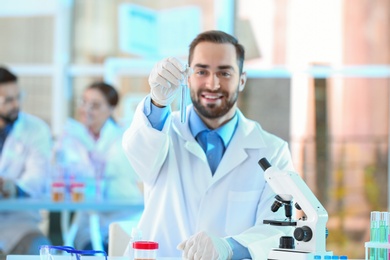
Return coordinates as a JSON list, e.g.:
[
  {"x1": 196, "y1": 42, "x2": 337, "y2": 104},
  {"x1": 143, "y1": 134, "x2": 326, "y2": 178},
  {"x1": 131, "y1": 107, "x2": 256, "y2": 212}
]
[{"x1": 364, "y1": 241, "x2": 390, "y2": 260}]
